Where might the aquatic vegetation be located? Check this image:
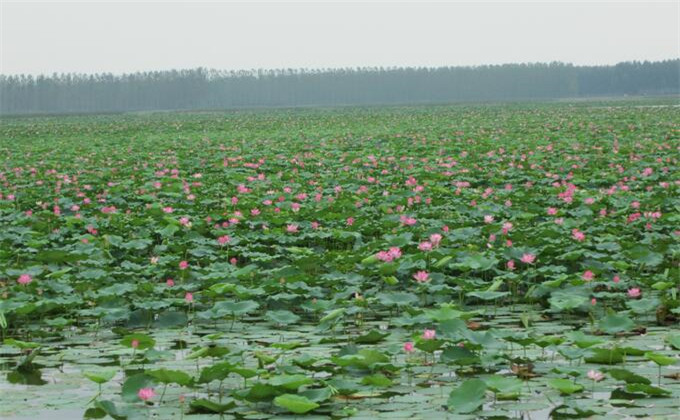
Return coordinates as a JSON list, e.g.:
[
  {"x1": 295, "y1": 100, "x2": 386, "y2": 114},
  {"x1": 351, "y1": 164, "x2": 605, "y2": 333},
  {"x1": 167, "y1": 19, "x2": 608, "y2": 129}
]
[{"x1": 0, "y1": 103, "x2": 678, "y2": 419}]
